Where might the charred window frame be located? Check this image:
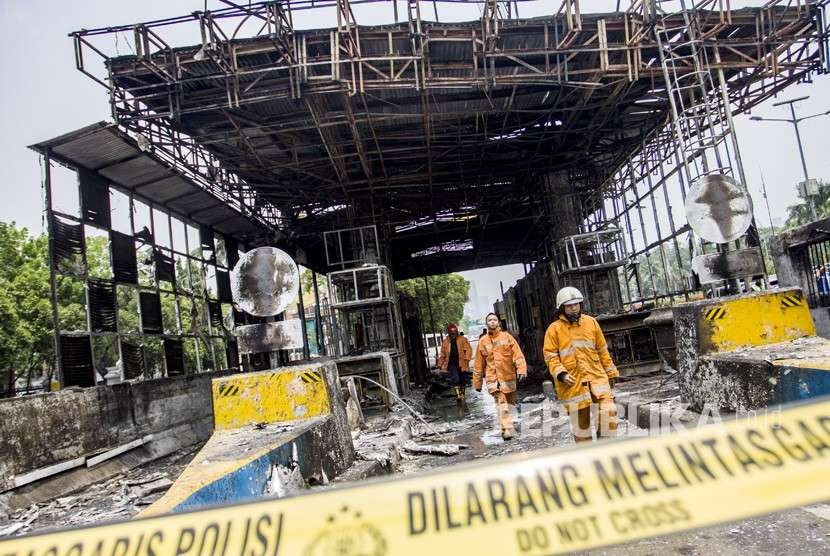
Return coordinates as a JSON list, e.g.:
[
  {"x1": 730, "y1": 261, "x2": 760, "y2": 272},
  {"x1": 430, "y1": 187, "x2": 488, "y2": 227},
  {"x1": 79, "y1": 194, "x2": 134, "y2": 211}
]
[{"x1": 42, "y1": 153, "x2": 242, "y2": 387}]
